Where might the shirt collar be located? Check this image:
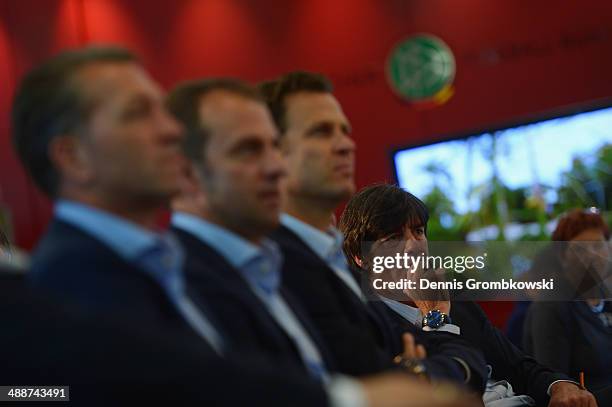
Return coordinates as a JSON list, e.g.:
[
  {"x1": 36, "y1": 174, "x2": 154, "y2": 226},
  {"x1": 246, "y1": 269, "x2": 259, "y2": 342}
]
[
  {"x1": 55, "y1": 199, "x2": 160, "y2": 261},
  {"x1": 380, "y1": 297, "x2": 422, "y2": 325},
  {"x1": 171, "y1": 212, "x2": 282, "y2": 295},
  {"x1": 171, "y1": 212, "x2": 278, "y2": 268},
  {"x1": 280, "y1": 213, "x2": 343, "y2": 260}
]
